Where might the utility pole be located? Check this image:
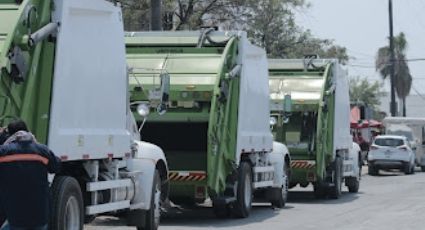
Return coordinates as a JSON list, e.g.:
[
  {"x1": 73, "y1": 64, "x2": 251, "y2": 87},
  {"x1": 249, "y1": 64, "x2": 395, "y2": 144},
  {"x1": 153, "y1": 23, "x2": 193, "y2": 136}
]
[
  {"x1": 389, "y1": 0, "x2": 397, "y2": 116},
  {"x1": 150, "y1": 0, "x2": 162, "y2": 31}
]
